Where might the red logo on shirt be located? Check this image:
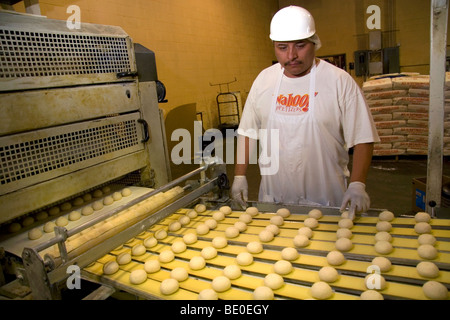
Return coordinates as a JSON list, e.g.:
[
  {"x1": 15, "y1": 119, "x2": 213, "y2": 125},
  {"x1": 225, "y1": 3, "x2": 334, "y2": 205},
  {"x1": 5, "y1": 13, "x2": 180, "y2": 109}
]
[{"x1": 276, "y1": 92, "x2": 318, "y2": 113}]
